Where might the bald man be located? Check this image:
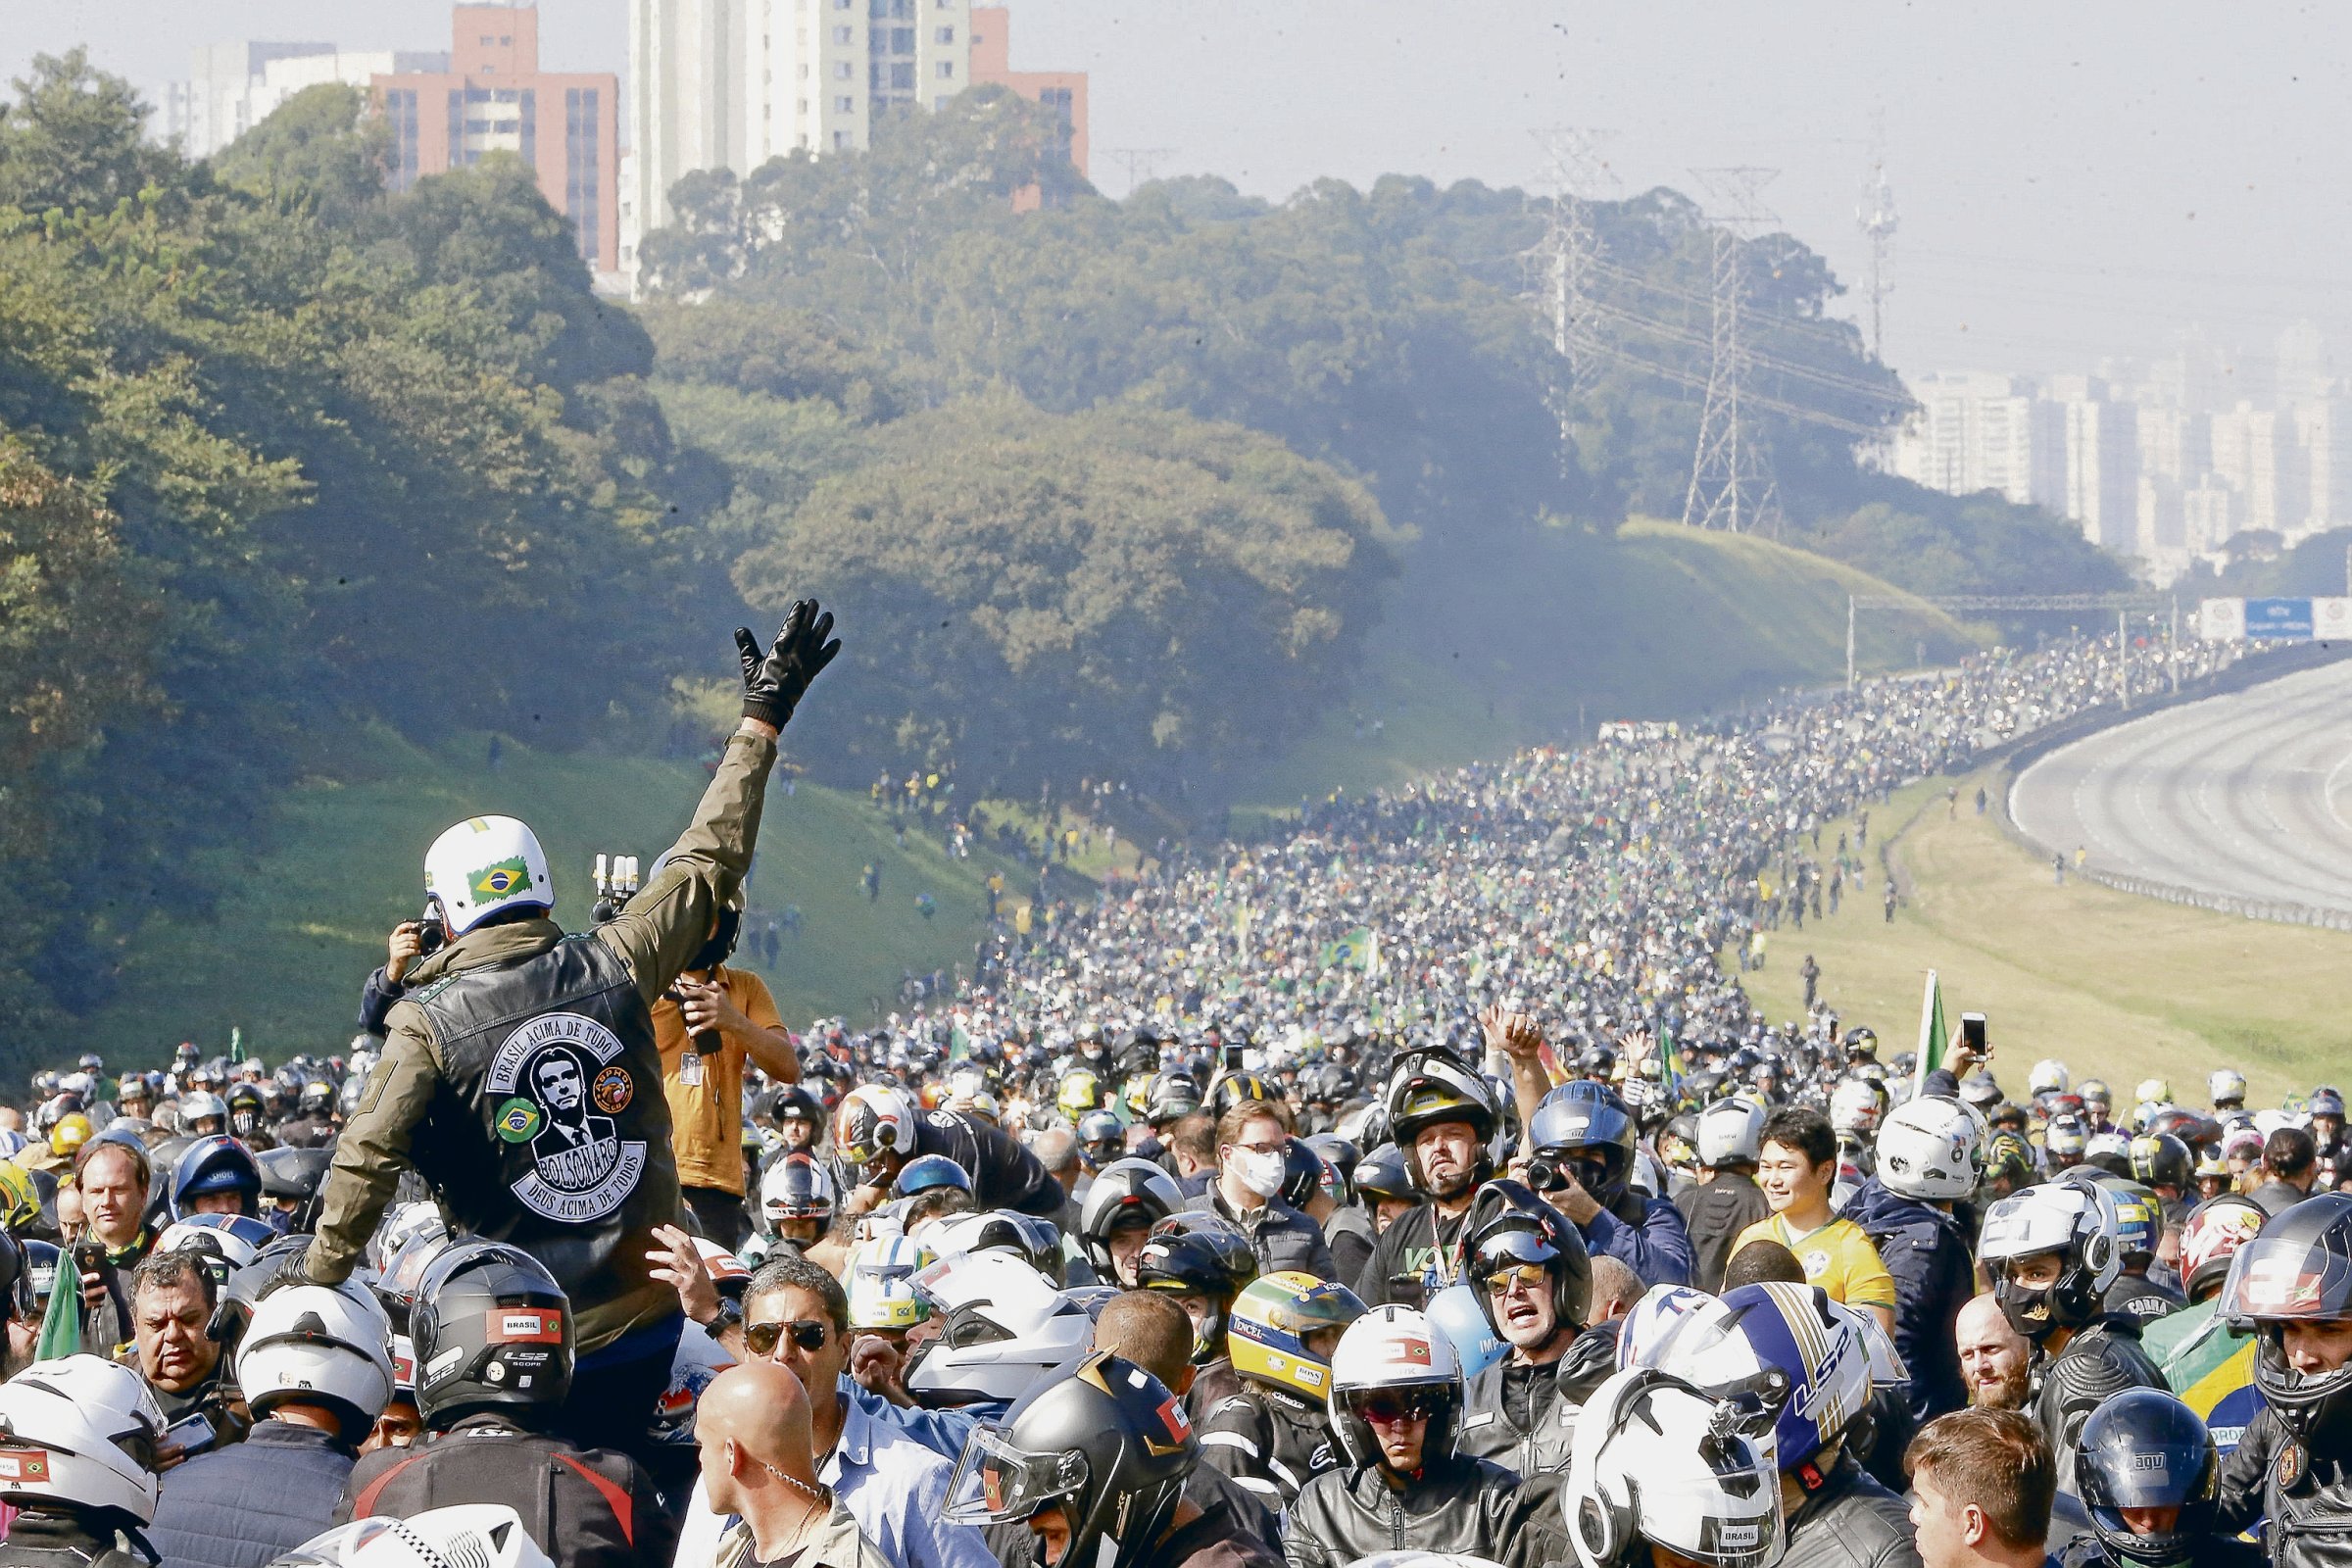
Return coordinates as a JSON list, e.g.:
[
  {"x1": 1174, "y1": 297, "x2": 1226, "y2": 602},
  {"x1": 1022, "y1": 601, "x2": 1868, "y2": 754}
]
[
  {"x1": 1957, "y1": 1294, "x2": 2032, "y2": 1412},
  {"x1": 697, "y1": 1363, "x2": 891, "y2": 1568}
]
